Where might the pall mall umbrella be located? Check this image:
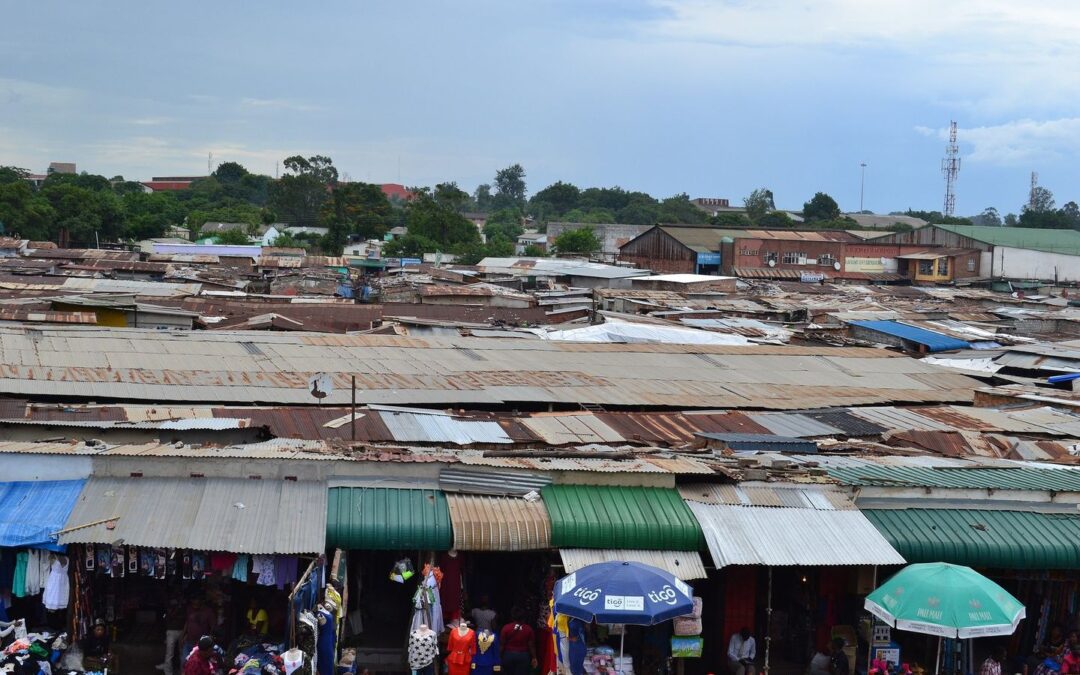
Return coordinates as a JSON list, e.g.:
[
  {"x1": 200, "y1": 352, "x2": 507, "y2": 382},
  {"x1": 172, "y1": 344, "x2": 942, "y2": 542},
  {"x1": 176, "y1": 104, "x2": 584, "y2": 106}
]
[{"x1": 553, "y1": 561, "x2": 696, "y2": 658}]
